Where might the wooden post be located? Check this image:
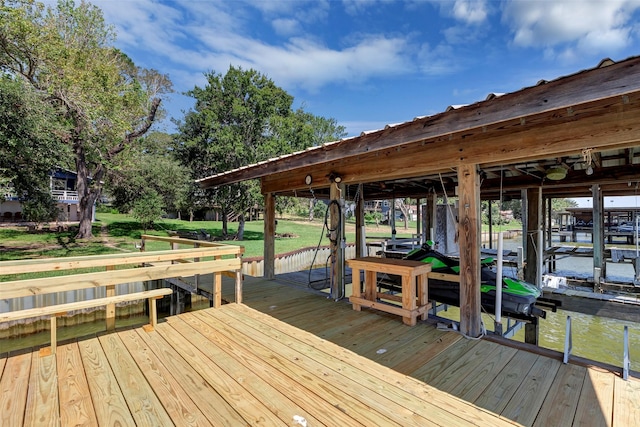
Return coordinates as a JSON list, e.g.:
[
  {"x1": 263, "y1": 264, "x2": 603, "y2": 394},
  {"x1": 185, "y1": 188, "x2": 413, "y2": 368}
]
[
  {"x1": 264, "y1": 192, "x2": 276, "y2": 280},
  {"x1": 457, "y1": 163, "x2": 482, "y2": 338},
  {"x1": 525, "y1": 187, "x2": 542, "y2": 286},
  {"x1": 488, "y1": 199, "x2": 493, "y2": 249},
  {"x1": 235, "y1": 270, "x2": 243, "y2": 304},
  {"x1": 592, "y1": 184, "x2": 606, "y2": 281},
  {"x1": 355, "y1": 184, "x2": 366, "y2": 257},
  {"x1": 524, "y1": 187, "x2": 542, "y2": 345},
  {"x1": 329, "y1": 182, "x2": 345, "y2": 299},
  {"x1": 105, "y1": 265, "x2": 116, "y2": 331},
  {"x1": 424, "y1": 191, "x2": 437, "y2": 244}
]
